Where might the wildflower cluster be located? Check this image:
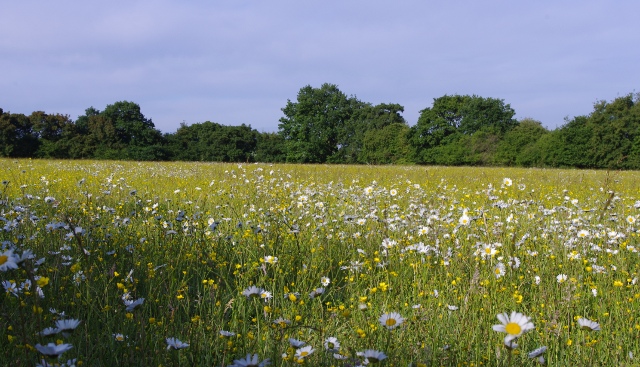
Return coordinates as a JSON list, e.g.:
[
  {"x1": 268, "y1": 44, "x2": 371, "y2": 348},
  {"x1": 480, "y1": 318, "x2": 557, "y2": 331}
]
[{"x1": 1, "y1": 160, "x2": 639, "y2": 365}]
